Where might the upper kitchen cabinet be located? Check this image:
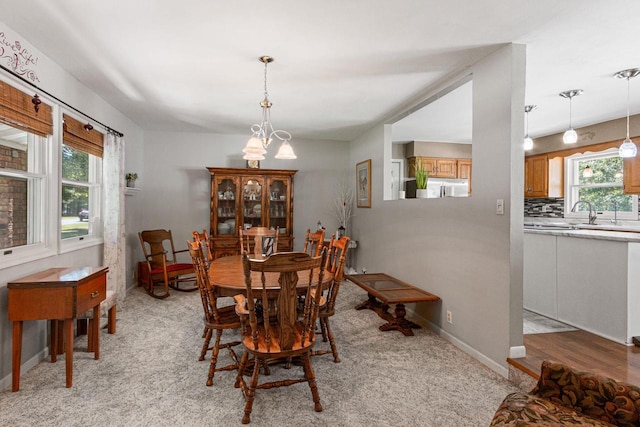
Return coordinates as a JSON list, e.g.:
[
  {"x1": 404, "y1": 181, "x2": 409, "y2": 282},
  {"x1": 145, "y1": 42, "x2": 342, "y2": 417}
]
[
  {"x1": 525, "y1": 154, "x2": 563, "y2": 198},
  {"x1": 207, "y1": 167, "x2": 296, "y2": 259},
  {"x1": 623, "y1": 156, "x2": 640, "y2": 194},
  {"x1": 408, "y1": 156, "x2": 459, "y2": 179},
  {"x1": 457, "y1": 159, "x2": 472, "y2": 194}
]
